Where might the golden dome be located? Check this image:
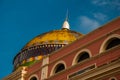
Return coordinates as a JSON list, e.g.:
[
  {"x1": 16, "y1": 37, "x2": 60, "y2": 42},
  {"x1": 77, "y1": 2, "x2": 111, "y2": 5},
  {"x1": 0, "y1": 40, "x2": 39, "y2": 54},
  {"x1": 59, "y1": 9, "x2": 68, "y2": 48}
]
[
  {"x1": 13, "y1": 20, "x2": 83, "y2": 70},
  {"x1": 24, "y1": 28, "x2": 83, "y2": 48}
]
